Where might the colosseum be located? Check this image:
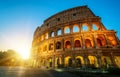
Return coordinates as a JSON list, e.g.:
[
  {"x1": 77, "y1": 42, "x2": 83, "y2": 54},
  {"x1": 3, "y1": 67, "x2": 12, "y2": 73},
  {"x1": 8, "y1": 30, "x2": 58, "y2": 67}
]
[{"x1": 31, "y1": 6, "x2": 120, "y2": 69}]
